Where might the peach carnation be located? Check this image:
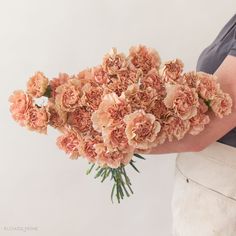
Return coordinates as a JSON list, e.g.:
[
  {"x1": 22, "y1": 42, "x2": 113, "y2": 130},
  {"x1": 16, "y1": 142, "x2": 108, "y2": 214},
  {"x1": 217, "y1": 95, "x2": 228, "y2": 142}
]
[
  {"x1": 81, "y1": 83, "x2": 104, "y2": 110},
  {"x1": 123, "y1": 84, "x2": 157, "y2": 112},
  {"x1": 74, "y1": 68, "x2": 95, "y2": 87},
  {"x1": 147, "y1": 99, "x2": 168, "y2": 120},
  {"x1": 91, "y1": 65, "x2": 109, "y2": 85},
  {"x1": 123, "y1": 109, "x2": 161, "y2": 149},
  {"x1": 91, "y1": 92, "x2": 131, "y2": 132},
  {"x1": 182, "y1": 71, "x2": 199, "y2": 88},
  {"x1": 210, "y1": 92, "x2": 233, "y2": 118},
  {"x1": 49, "y1": 73, "x2": 70, "y2": 100},
  {"x1": 128, "y1": 45, "x2": 161, "y2": 74},
  {"x1": 117, "y1": 68, "x2": 142, "y2": 85},
  {"x1": 55, "y1": 79, "x2": 83, "y2": 112},
  {"x1": 196, "y1": 72, "x2": 220, "y2": 100},
  {"x1": 9, "y1": 90, "x2": 33, "y2": 126},
  {"x1": 102, "y1": 122, "x2": 135, "y2": 152},
  {"x1": 94, "y1": 143, "x2": 133, "y2": 168},
  {"x1": 162, "y1": 116, "x2": 190, "y2": 141},
  {"x1": 68, "y1": 106, "x2": 92, "y2": 134},
  {"x1": 26, "y1": 106, "x2": 50, "y2": 134},
  {"x1": 140, "y1": 68, "x2": 166, "y2": 98},
  {"x1": 79, "y1": 137, "x2": 101, "y2": 164},
  {"x1": 164, "y1": 83, "x2": 199, "y2": 120},
  {"x1": 103, "y1": 76, "x2": 132, "y2": 97},
  {"x1": 47, "y1": 102, "x2": 67, "y2": 129},
  {"x1": 56, "y1": 127, "x2": 82, "y2": 159},
  {"x1": 189, "y1": 112, "x2": 210, "y2": 135},
  {"x1": 26, "y1": 72, "x2": 49, "y2": 98},
  {"x1": 159, "y1": 59, "x2": 184, "y2": 83},
  {"x1": 102, "y1": 48, "x2": 127, "y2": 75}
]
